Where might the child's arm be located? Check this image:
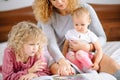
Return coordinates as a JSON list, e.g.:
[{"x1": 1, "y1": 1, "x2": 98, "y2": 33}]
[
  {"x1": 28, "y1": 60, "x2": 47, "y2": 73},
  {"x1": 33, "y1": 54, "x2": 51, "y2": 76},
  {"x1": 62, "y1": 40, "x2": 69, "y2": 56},
  {"x1": 2, "y1": 48, "x2": 30, "y2": 80},
  {"x1": 92, "y1": 40, "x2": 103, "y2": 70},
  {"x1": 18, "y1": 73, "x2": 38, "y2": 80}
]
